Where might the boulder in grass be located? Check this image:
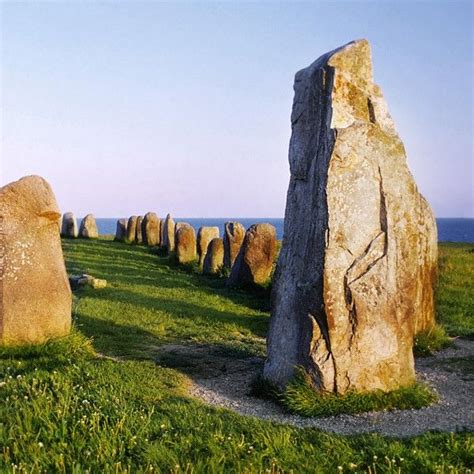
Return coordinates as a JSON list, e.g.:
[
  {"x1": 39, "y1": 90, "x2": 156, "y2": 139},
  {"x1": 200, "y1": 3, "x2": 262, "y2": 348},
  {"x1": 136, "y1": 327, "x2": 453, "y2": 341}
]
[
  {"x1": 135, "y1": 216, "x2": 144, "y2": 244},
  {"x1": 264, "y1": 40, "x2": 437, "y2": 394},
  {"x1": 115, "y1": 218, "x2": 128, "y2": 242},
  {"x1": 223, "y1": 222, "x2": 245, "y2": 269},
  {"x1": 197, "y1": 226, "x2": 220, "y2": 267},
  {"x1": 142, "y1": 212, "x2": 160, "y2": 246},
  {"x1": 0, "y1": 175, "x2": 71, "y2": 345},
  {"x1": 126, "y1": 216, "x2": 138, "y2": 243},
  {"x1": 203, "y1": 238, "x2": 224, "y2": 275},
  {"x1": 61, "y1": 212, "x2": 78, "y2": 238},
  {"x1": 175, "y1": 223, "x2": 197, "y2": 264},
  {"x1": 79, "y1": 214, "x2": 99, "y2": 239},
  {"x1": 227, "y1": 223, "x2": 277, "y2": 287},
  {"x1": 162, "y1": 214, "x2": 175, "y2": 252}
]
